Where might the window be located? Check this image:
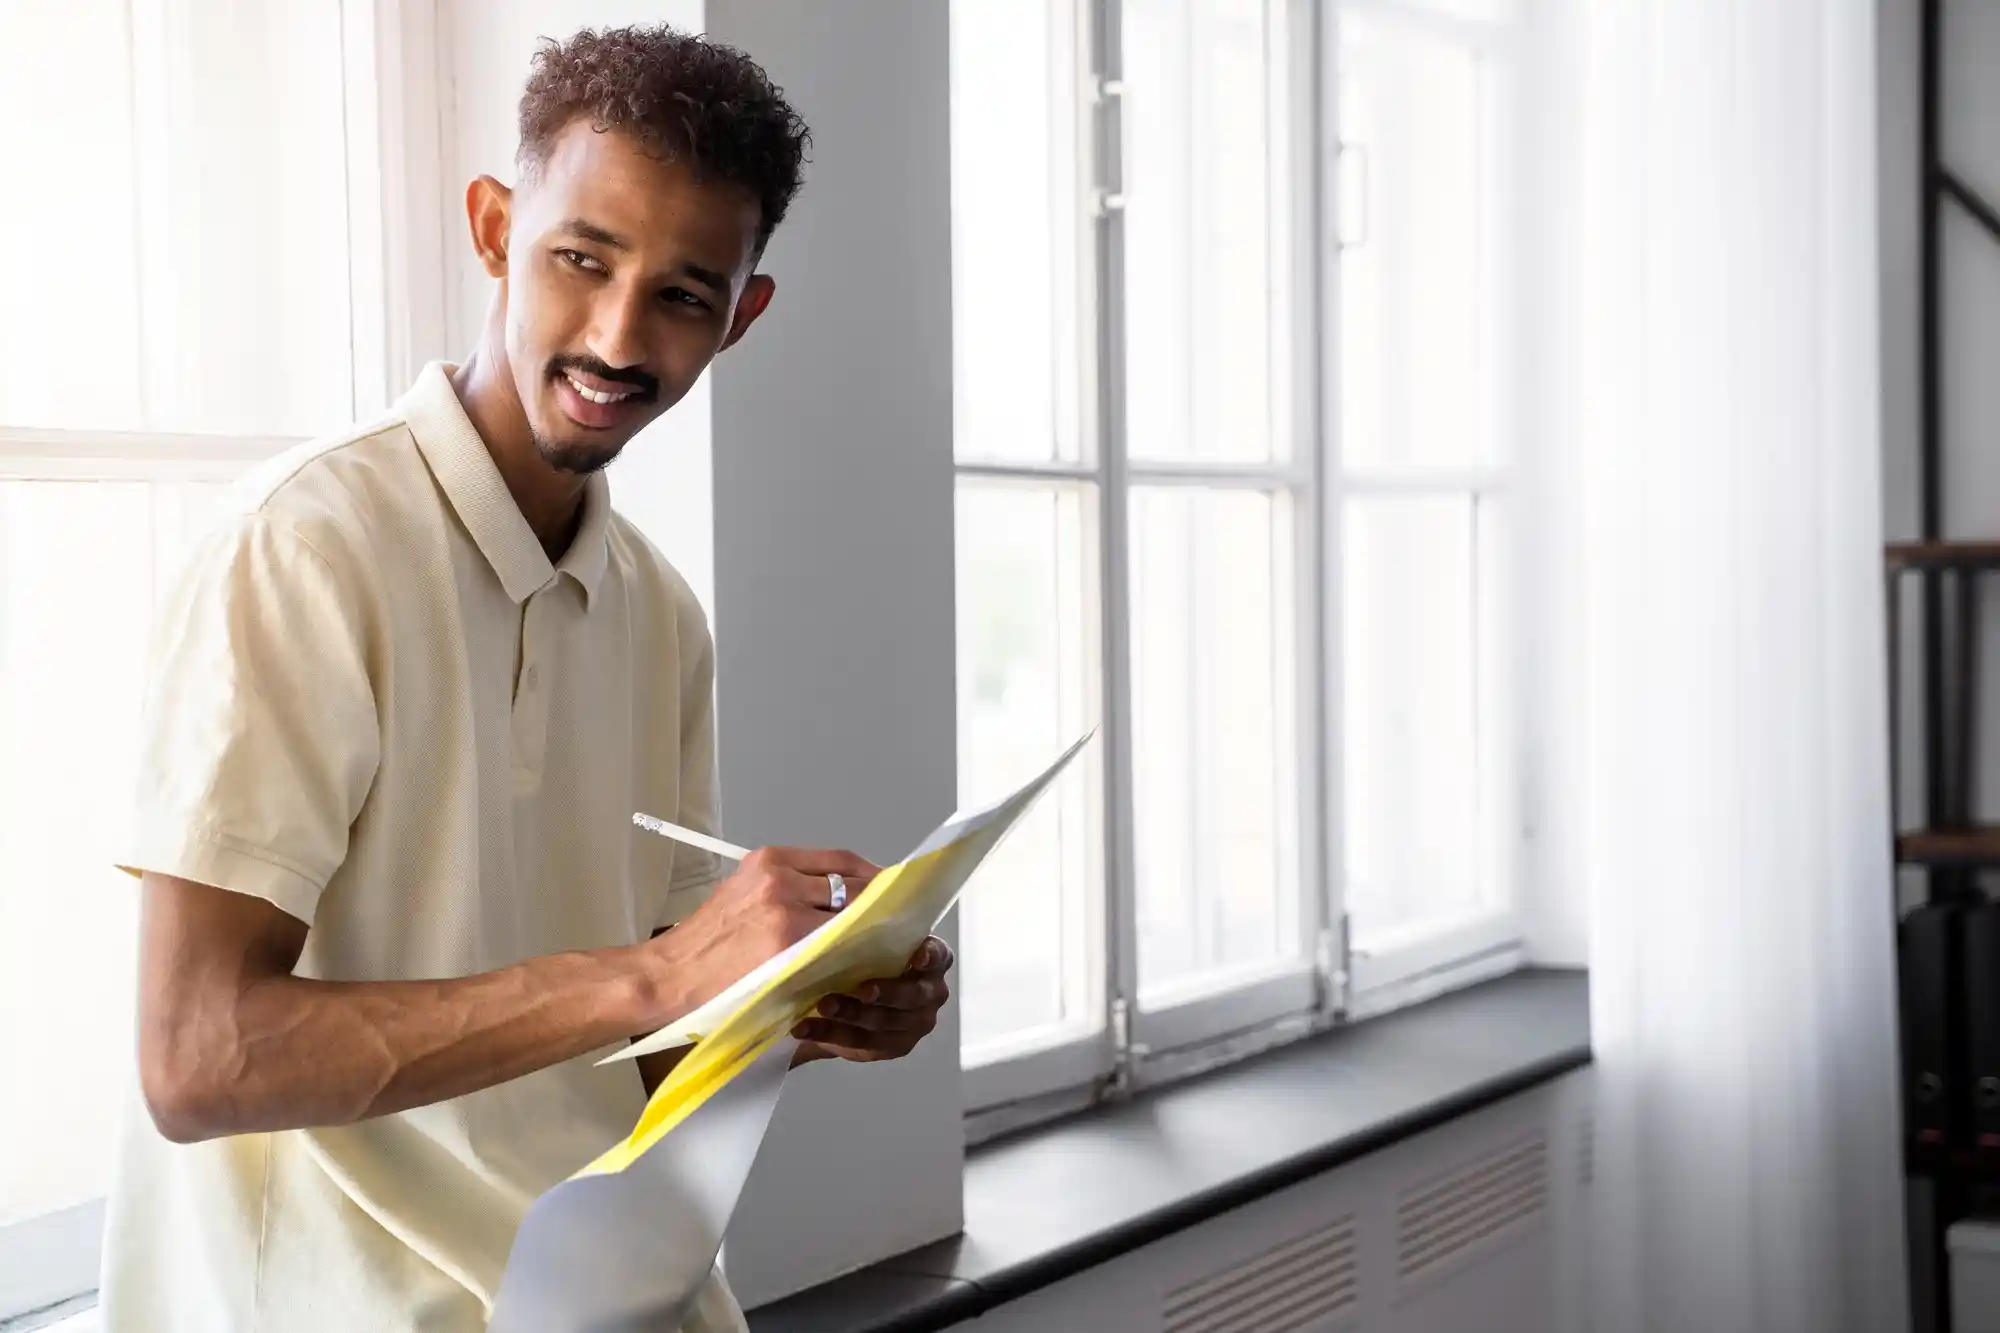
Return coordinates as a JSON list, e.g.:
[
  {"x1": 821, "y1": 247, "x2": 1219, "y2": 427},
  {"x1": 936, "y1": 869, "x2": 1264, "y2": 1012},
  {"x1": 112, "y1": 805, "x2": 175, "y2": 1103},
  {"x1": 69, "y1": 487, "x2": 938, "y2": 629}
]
[
  {"x1": 1330, "y1": 0, "x2": 1521, "y2": 1007},
  {"x1": 950, "y1": 0, "x2": 1524, "y2": 1117},
  {"x1": 0, "y1": 1, "x2": 423, "y2": 1317},
  {"x1": 949, "y1": 0, "x2": 1115, "y2": 1102}
]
